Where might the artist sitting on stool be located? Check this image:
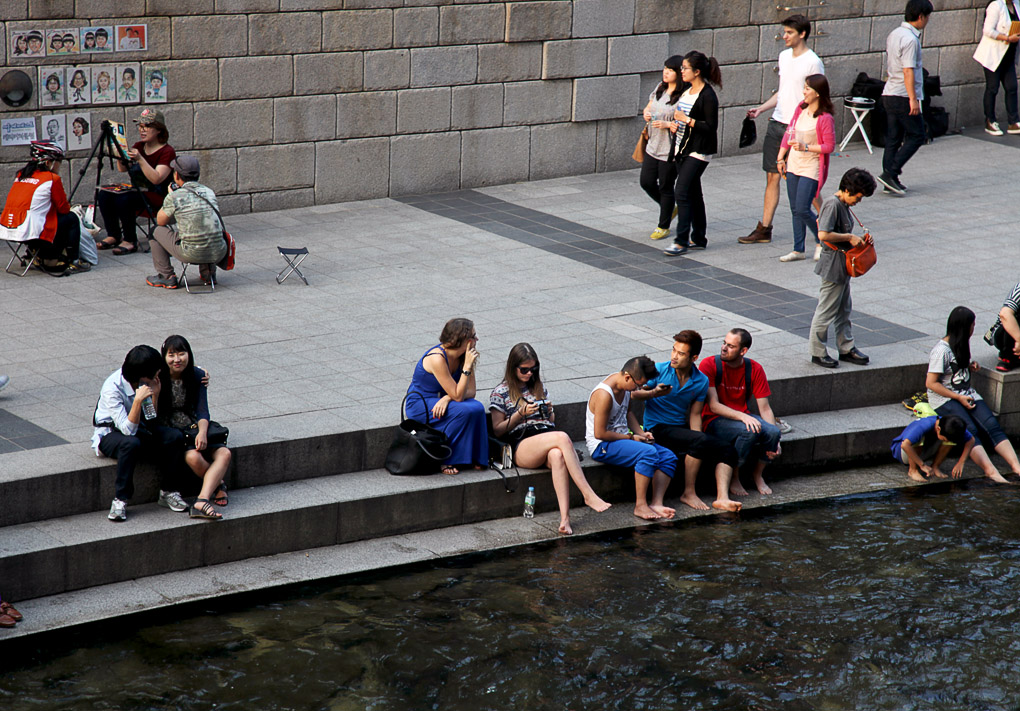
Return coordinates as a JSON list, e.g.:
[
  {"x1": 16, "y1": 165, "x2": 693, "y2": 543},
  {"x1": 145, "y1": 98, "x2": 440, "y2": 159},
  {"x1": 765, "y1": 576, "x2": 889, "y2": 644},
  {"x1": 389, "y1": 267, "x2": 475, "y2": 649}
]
[
  {"x1": 146, "y1": 155, "x2": 227, "y2": 290},
  {"x1": 96, "y1": 108, "x2": 175, "y2": 256}
]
